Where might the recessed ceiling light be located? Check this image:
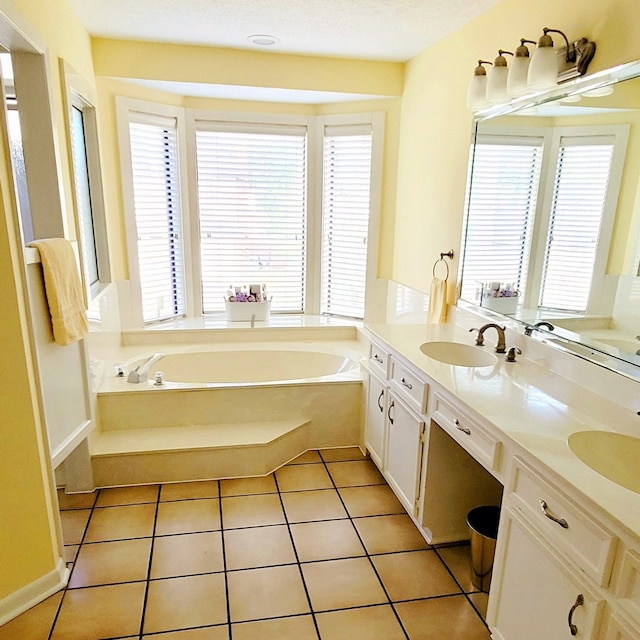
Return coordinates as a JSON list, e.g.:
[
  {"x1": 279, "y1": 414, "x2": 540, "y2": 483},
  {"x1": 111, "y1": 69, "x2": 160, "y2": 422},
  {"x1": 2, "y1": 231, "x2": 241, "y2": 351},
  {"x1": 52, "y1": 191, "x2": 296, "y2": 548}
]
[{"x1": 248, "y1": 34, "x2": 279, "y2": 46}]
